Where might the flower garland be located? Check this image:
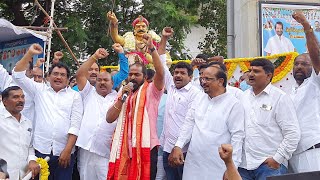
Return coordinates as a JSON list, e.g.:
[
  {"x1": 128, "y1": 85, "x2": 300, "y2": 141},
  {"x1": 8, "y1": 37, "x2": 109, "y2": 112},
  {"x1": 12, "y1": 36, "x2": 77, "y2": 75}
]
[
  {"x1": 225, "y1": 62, "x2": 238, "y2": 79},
  {"x1": 171, "y1": 60, "x2": 191, "y2": 64},
  {"x1": 100, "y1": 52, "x2": 298, "y2": 83},
  {"x1": 224, "y1": 52, "x2": 298, "y2": 83},
  {"x1": 36, "y1": 158, "x2": 50, "y2": 180},
  {"x1": 123, "y1": 30, "x2": 161, "y2": 52}
]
